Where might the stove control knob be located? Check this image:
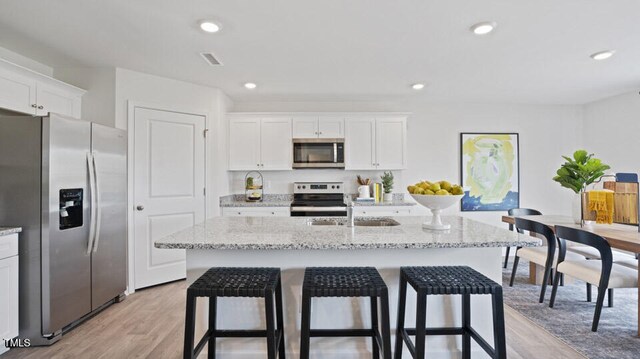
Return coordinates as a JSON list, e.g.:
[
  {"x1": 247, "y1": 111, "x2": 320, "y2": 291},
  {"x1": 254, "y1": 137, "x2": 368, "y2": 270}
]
[
  {"x1": 302, "y1": 185, "x2": 306, "y2": 189},
  {"x1": 331, "y1": 185, "x2": 335, "y2": 189},
  {"x1": 336, "y1": 185, "x2": 340, "y2": 189},
  {"x1": 297, "y1": 185, "x2": 301, "y2": 189}
]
